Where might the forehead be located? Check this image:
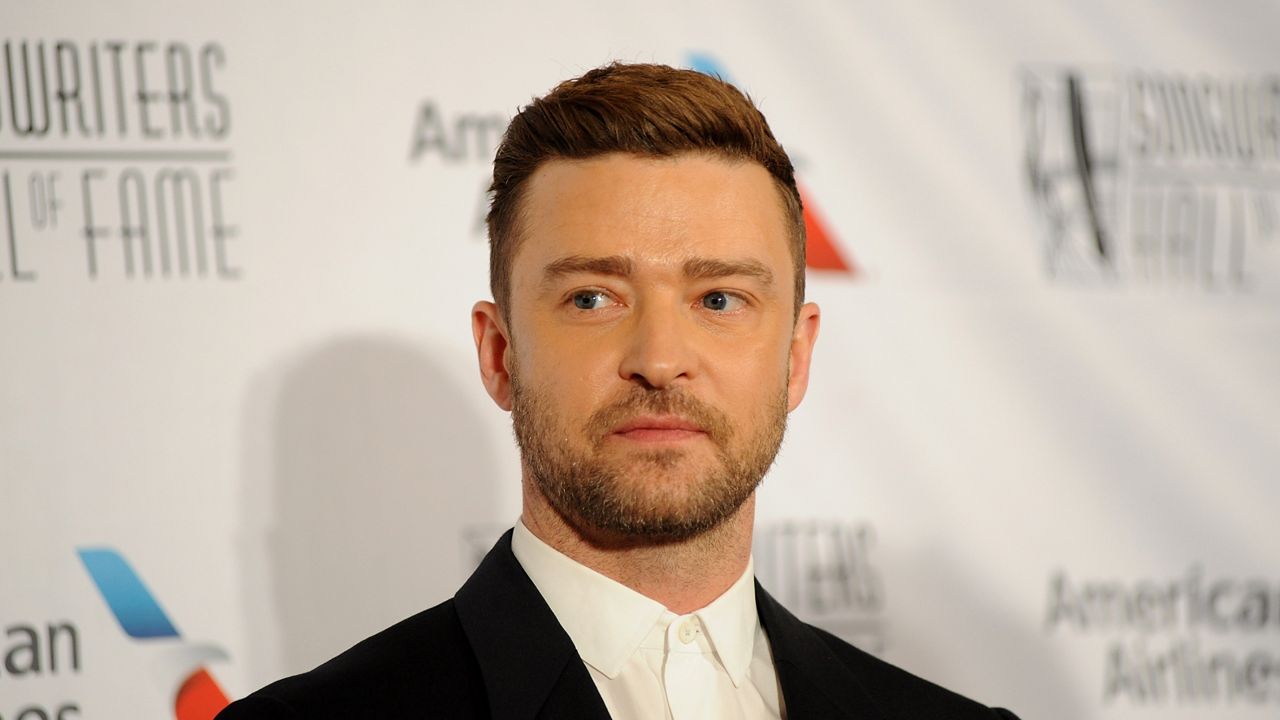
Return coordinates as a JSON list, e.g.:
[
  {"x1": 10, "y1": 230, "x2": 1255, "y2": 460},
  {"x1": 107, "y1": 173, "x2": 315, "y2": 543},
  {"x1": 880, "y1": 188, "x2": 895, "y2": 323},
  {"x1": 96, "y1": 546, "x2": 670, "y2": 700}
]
[{"x1": 513, "y1": 153, "x2": 792, "y2": 274}]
